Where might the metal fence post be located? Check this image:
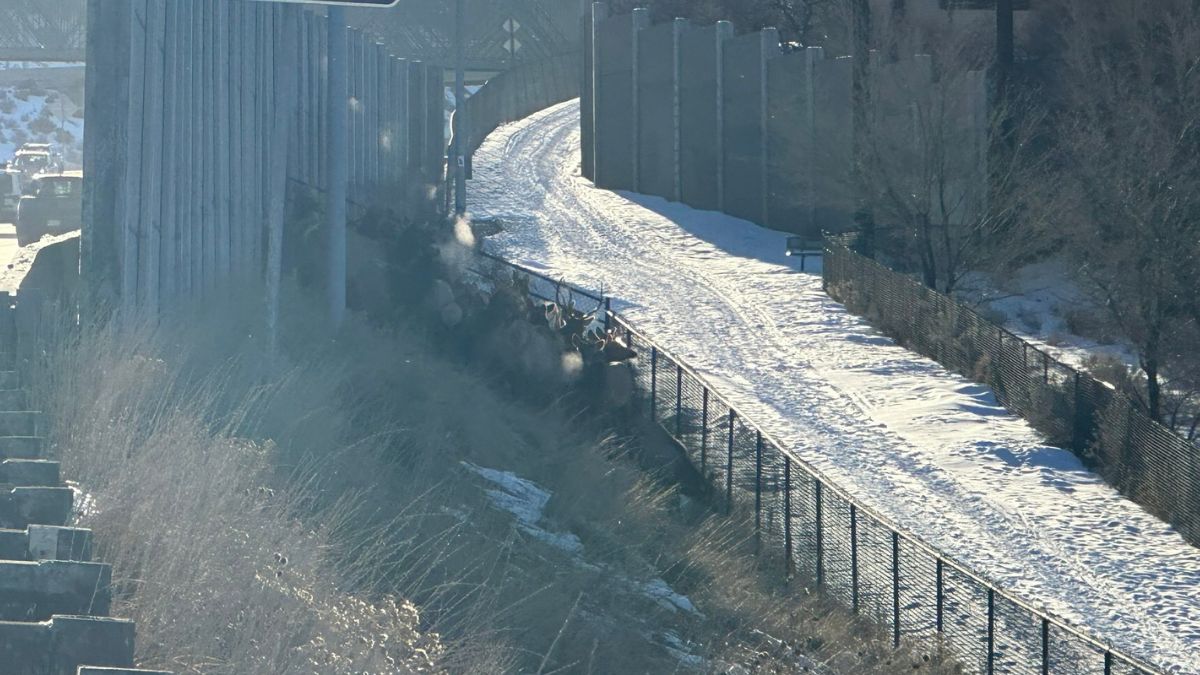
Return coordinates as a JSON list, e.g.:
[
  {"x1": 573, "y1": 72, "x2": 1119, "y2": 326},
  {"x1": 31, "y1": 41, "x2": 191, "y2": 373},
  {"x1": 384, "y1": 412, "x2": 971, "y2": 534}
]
[
  {"x1": 700, "y1": 387, "x2": 709, "y2": 476},
  {"x1": 1104, "y1": 652, "x2": 1112, "y2": 675},
  {"x1": 650, "y1": 346, "x2": 658, "y2": 419},
  {"x1": 892, "y1": 531, "x2": 901, "y2": 648},
  {"x1": 603, "y1": 297, "x2": 611, "y2": 331},
  {"x1": 1041, "y1": 618, "x2": 1049, "y2": 675},
  {"x1": 754, "y1": 430, "x2": 763, "y2": 535},
  {"x1": 784, "y1": 456, "x2": 792, "y2": 575},
  {"x1": 851, "y1": 504, "x2": 859, "y2": 613},
  {"x1": 726, "y1": 409, "x2": 735, "y2": 511},
  {"x1": 675, "y1": 363, "x2": 683, "y2": 437},
  {"x1": 936, "y1": 559, "x2": 944, "y2": 634},
  {"x1": 815, "y1": 480, "x2": 824, "y2": 586},
  {"x1": 987, "y1": 588, "x2": 995, "y2": 674}
]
